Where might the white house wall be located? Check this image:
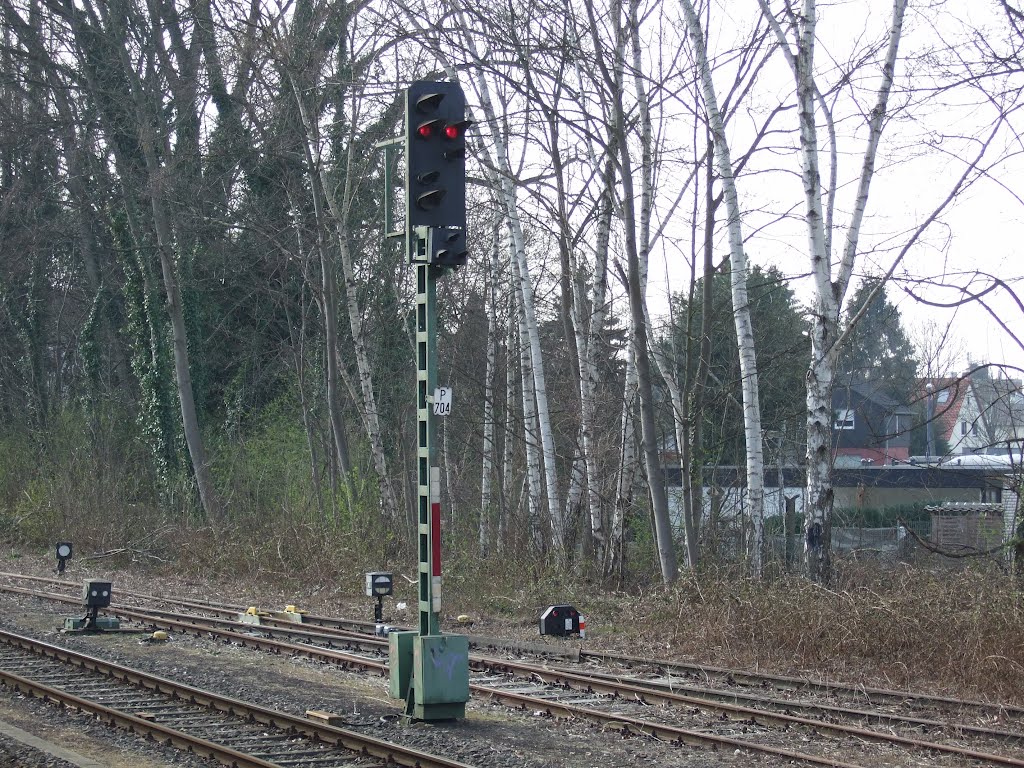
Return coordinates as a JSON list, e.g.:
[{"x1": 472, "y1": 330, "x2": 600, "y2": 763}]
[
  {"x1": 949, "y1": 377, "x2": 1024, "y2": 455},
  {"x1": 949, "y1": 390, "x2": 984, "y2": 454},
  {"x1": 667, "y1": 485, "x2": 806, "y2": 529},
  {"x1": 833, "y1": 486, "x2": 980, "y2": 509},
  {"x1": 667, "y1": 482, "x2": 996, "y2": 530}
]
